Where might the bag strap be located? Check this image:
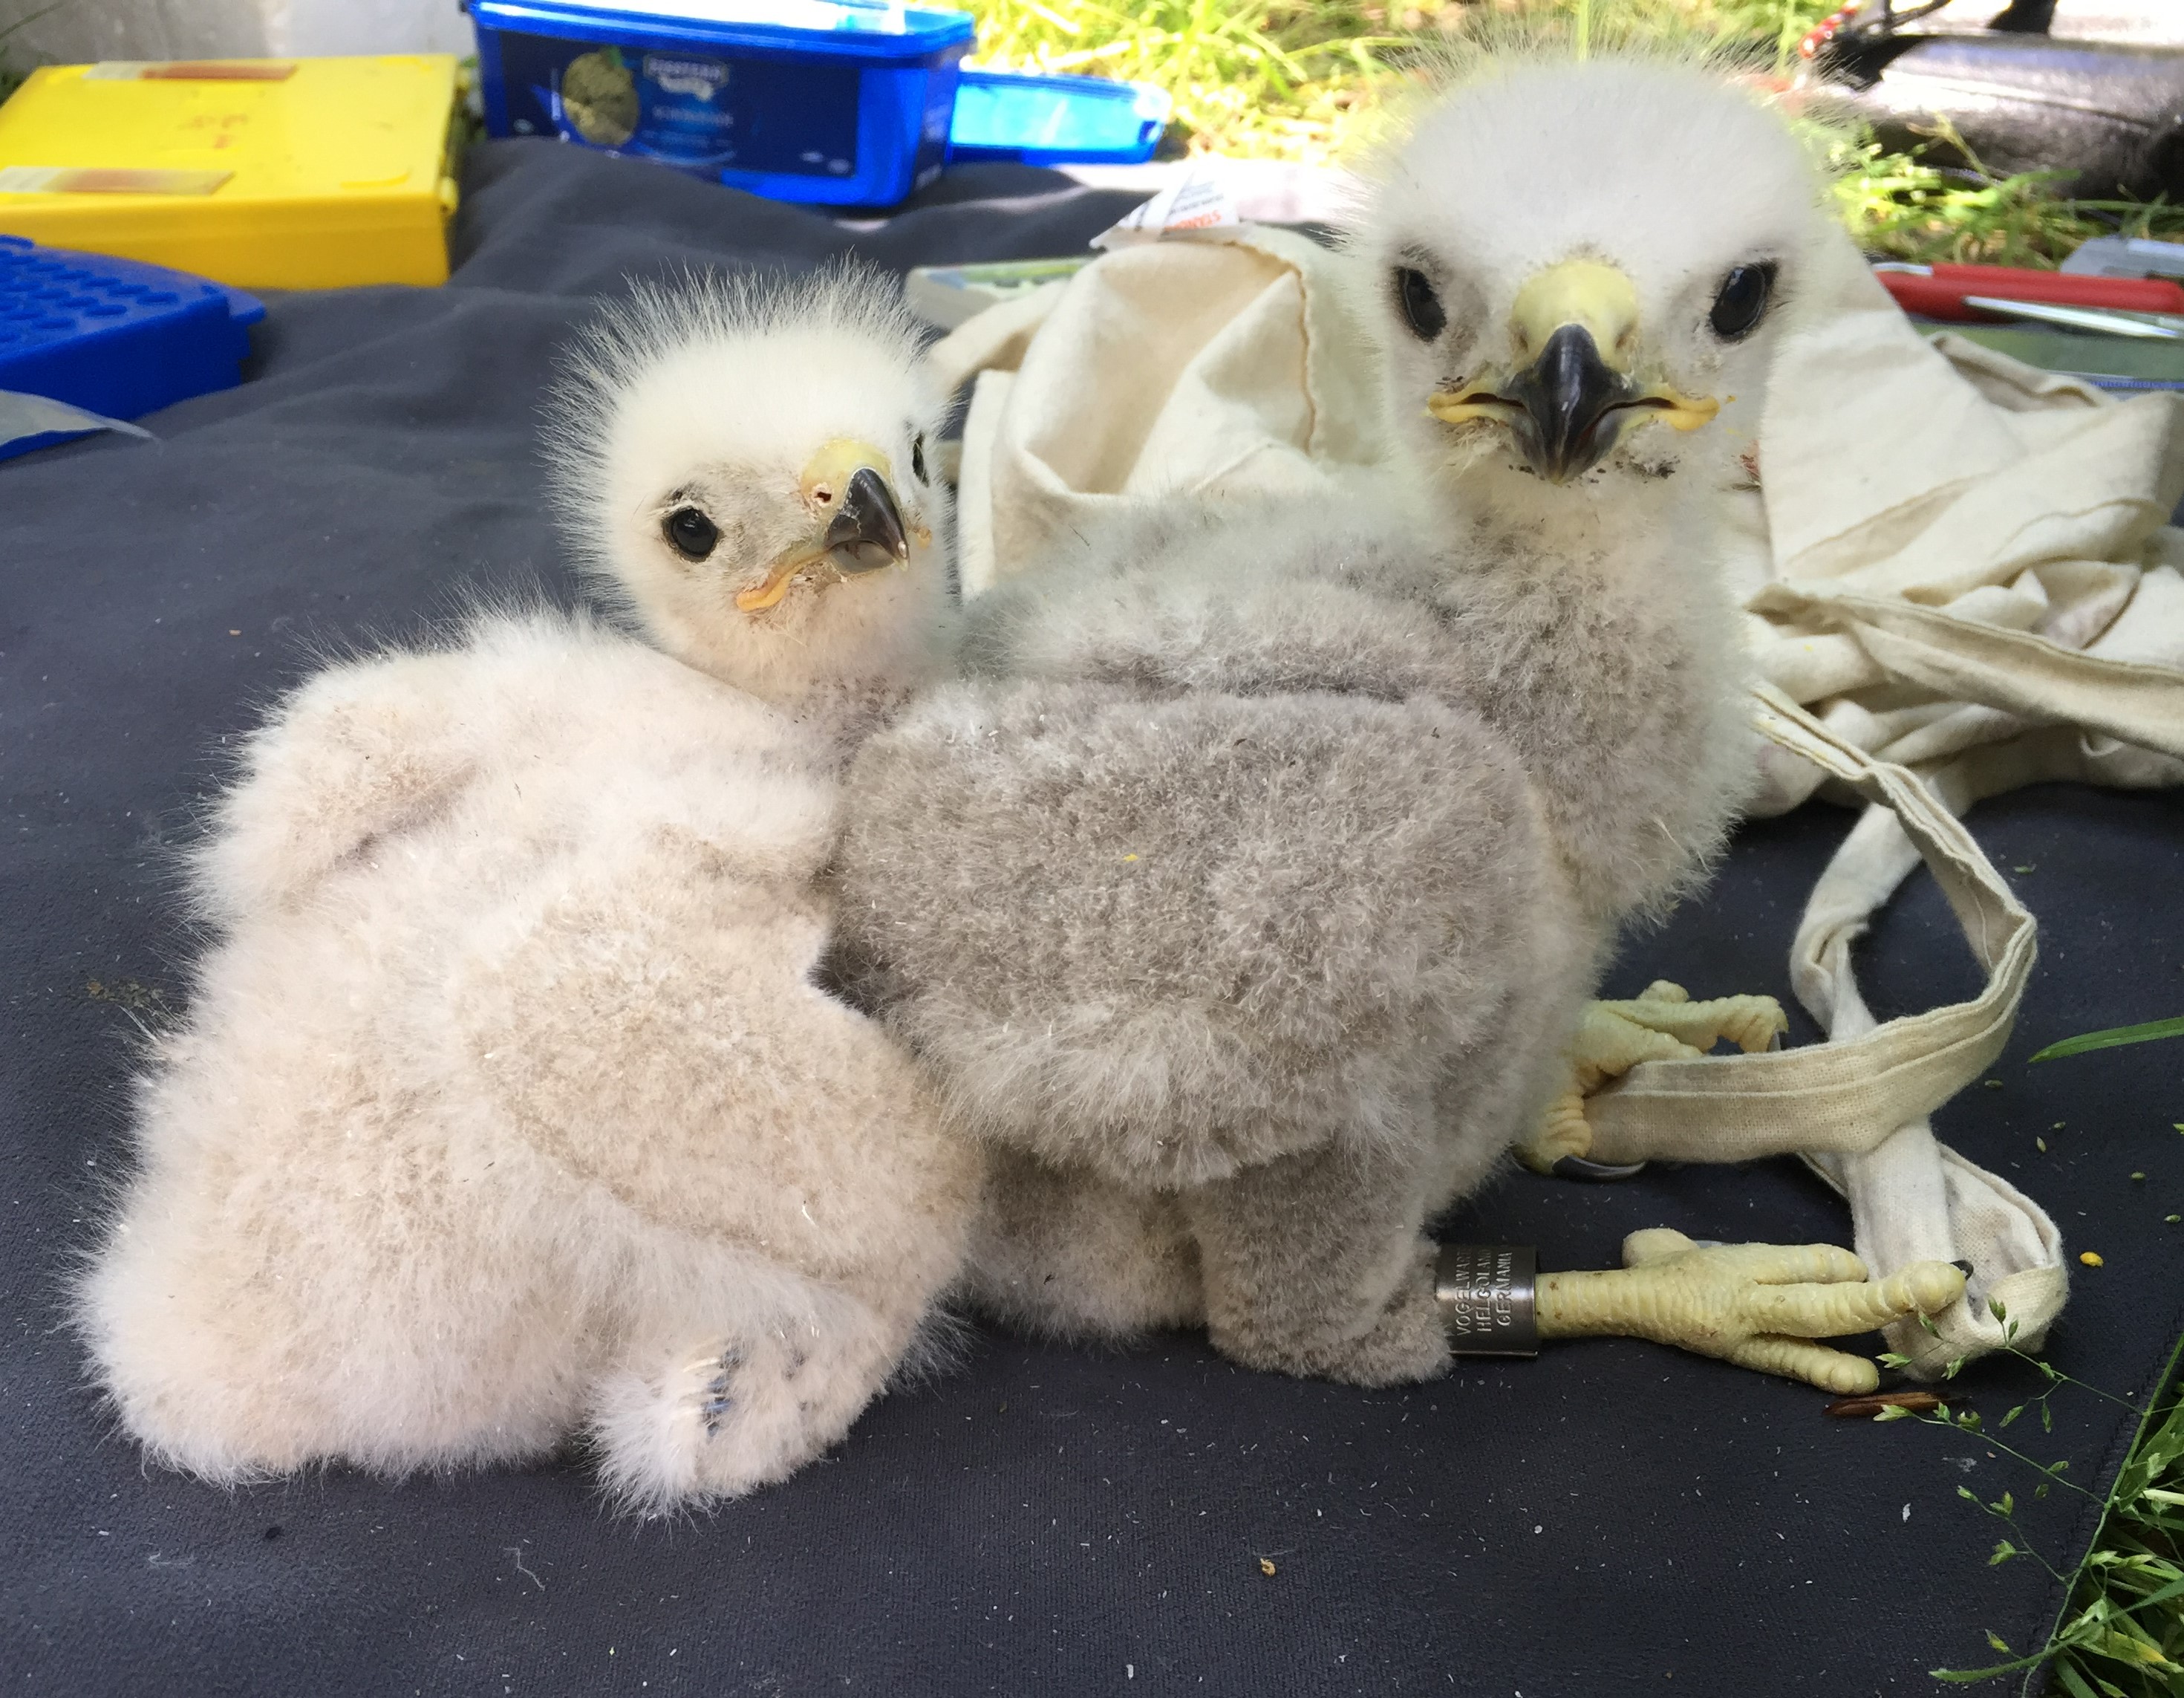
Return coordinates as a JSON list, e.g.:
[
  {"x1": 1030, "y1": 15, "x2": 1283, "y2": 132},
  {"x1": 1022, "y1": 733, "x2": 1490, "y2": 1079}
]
[
  {"x1": 1750, "y1": 581, "x2": 2184, "y2": 760},
  {"x1": 1583, "y1": 683, "x2": 2038, "y2": 1165}
]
